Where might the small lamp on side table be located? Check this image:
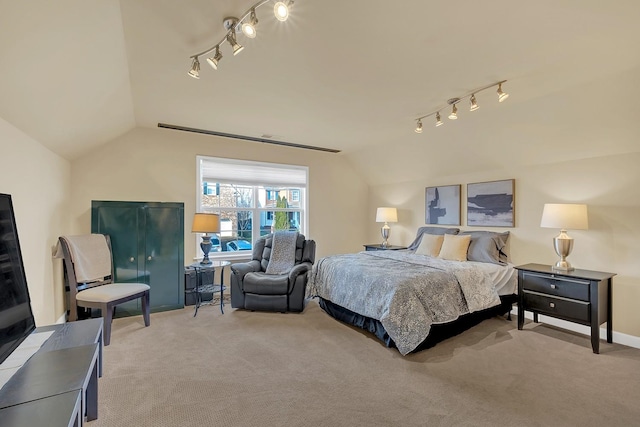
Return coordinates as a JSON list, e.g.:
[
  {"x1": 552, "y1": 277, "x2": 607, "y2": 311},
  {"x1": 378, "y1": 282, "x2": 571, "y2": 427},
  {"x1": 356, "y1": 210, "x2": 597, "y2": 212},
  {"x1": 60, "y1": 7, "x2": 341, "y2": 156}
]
[
  {"x1": 376, "y1": 207, "x2": 398, "y2": 248},
  {"x1": 192, "y1": 213, "x2": 221, "y2": 265},
  {"x1": 540, "y1": 203, "x2": 588, "y2": 271}
]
